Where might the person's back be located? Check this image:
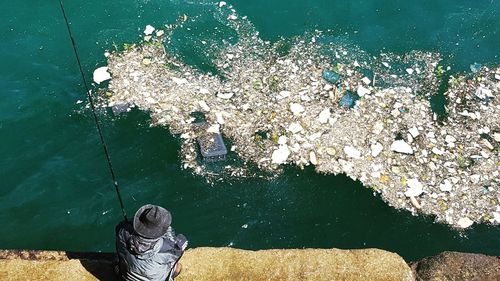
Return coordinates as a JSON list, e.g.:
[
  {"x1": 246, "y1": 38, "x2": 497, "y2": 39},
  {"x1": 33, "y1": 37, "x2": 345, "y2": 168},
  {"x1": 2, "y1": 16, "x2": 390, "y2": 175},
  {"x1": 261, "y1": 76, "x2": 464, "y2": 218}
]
[{"x1": 115, "y1": 205, "x2": 187, "y2": 281}]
